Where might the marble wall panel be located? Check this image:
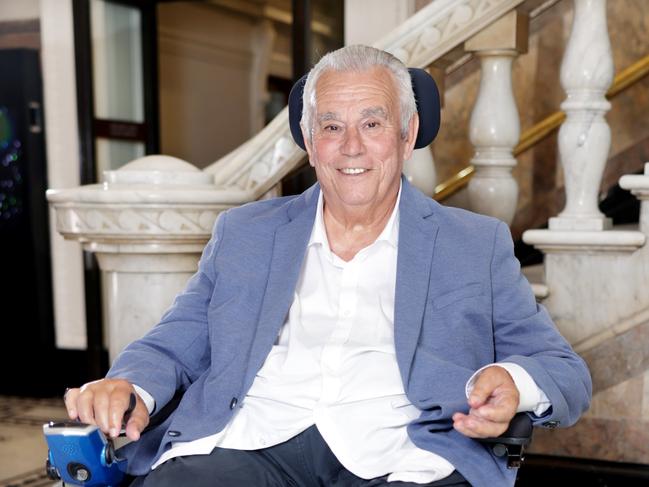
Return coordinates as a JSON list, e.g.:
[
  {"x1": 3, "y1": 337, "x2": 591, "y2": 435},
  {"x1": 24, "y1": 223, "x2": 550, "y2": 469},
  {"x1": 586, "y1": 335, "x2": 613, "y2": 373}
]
[
  {"x1": 529, "y1": 310, "x2": 649, "y2": 463},
  {"x1": 642, "y1": 370, "x2": 649, "y2": 420},
  {"x1": 602, "y1": 130, "x2": 649, "y2": 192},
  {"x1": 585, "y1": 374, "x2": 643, "y2": 420},
  {"x1": 529, "y1": 416, "x2": 649, "y2": 464},
  {"x1": 606, "y1": 0, "x2": 649, "y2": 158},
  {"x1": 581, "y1": 311, "x2": 649, "y2": 393}
]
